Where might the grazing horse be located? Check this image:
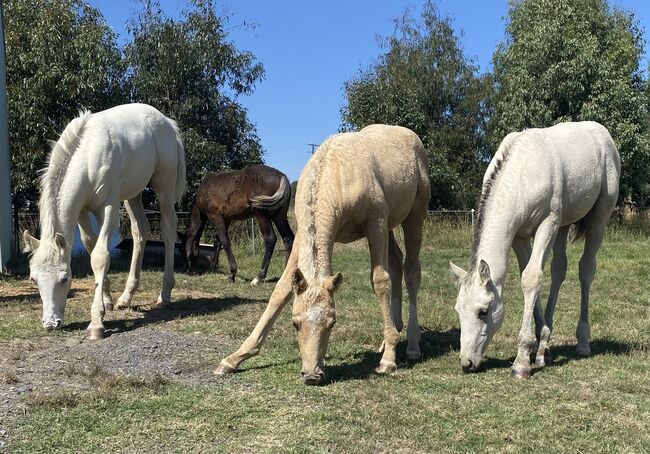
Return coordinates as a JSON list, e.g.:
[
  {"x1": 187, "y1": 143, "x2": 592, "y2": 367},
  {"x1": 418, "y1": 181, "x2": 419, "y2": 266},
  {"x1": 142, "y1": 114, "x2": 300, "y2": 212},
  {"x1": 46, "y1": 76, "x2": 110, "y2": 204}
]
[
  {"x1": 450, "y1": 121, "x2": 620, "y2": 378},
  {"x1": 214, "y1": 125, "x2": 430, "y2": 385},
  {"x1": 23, "y1": 103, "x2": 186, "y2": 340},
  {"x1": 182, "y1": 165, "x2": 294, "y2": 285}
]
